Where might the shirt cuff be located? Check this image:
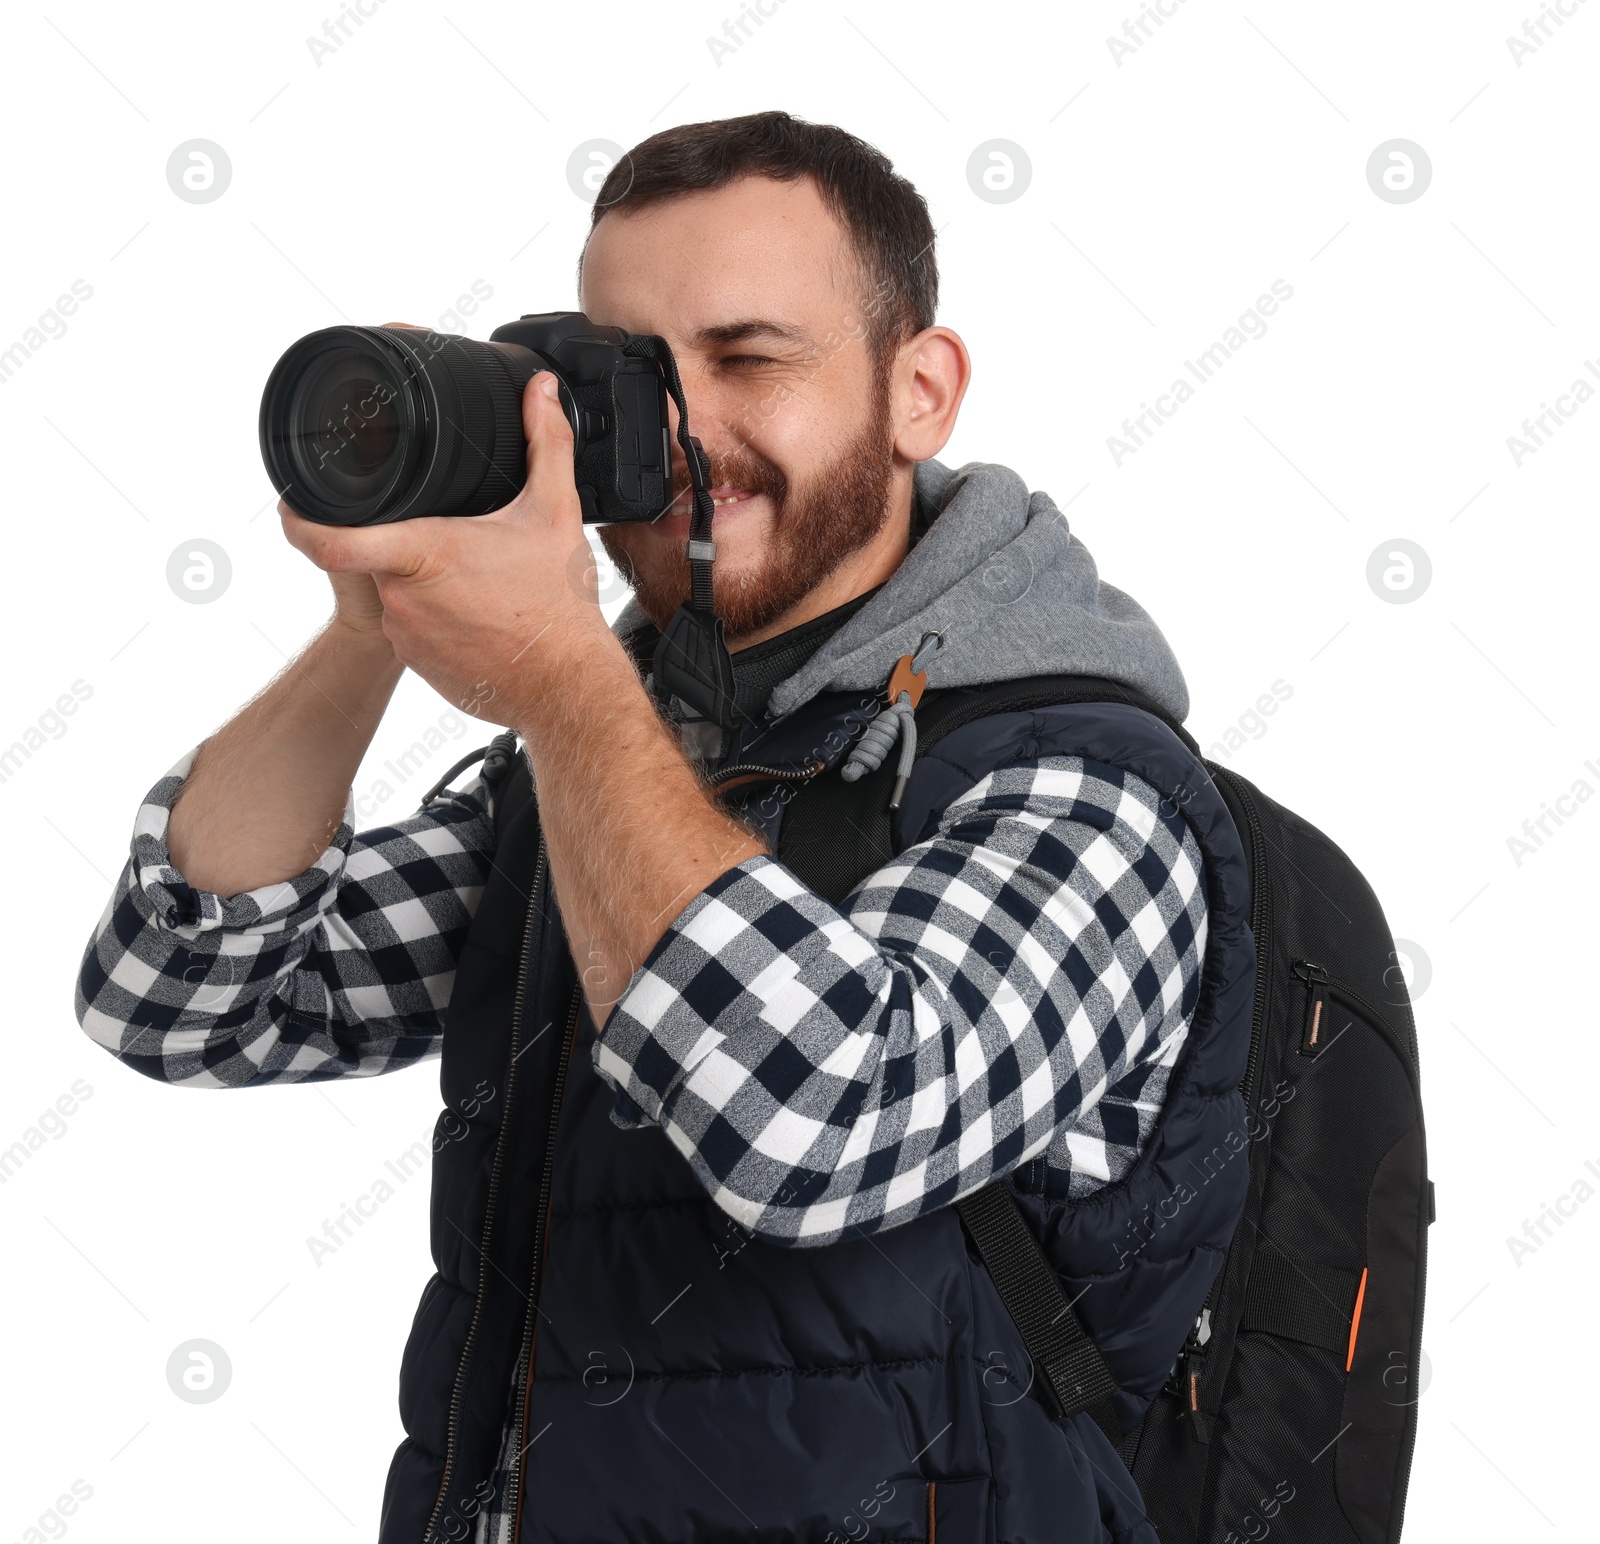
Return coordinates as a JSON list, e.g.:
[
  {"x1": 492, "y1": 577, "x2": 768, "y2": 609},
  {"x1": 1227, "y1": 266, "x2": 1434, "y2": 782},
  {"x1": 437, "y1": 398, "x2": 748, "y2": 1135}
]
[{"x1": 129, "y1": 743, "x2": 354, "y2": 940}]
